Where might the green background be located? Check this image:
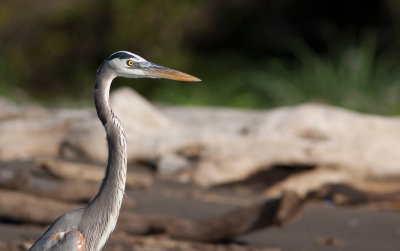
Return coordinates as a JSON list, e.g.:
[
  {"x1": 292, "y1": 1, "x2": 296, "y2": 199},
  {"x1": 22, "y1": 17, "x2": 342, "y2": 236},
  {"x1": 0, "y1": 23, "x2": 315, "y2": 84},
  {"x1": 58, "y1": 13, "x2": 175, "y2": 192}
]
[{"x1": 1, "y1": 0, "x2": 400, "y2": 114}]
